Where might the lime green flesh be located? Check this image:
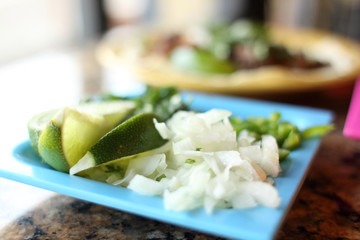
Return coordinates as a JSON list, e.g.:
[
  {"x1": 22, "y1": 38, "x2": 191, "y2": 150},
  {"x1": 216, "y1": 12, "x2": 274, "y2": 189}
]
[
  {"x1": 70, "y1": 113, "x2": 168, "y2": 174},
  {"x1": 76, "y1": 100, "x2": 135, "y2": 126},
  {"x1": 61, "y1": 107, "x2": 113, "y2": 168}
]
